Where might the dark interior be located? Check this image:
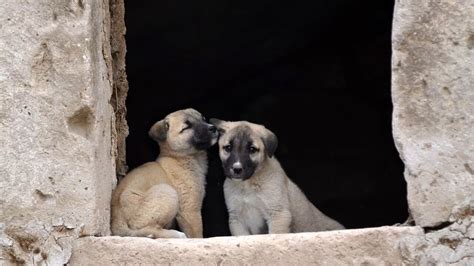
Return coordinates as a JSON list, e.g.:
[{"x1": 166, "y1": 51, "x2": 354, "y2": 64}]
[{"x1": 124, "y1": 0, "x2": 408, "y2": 237}]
